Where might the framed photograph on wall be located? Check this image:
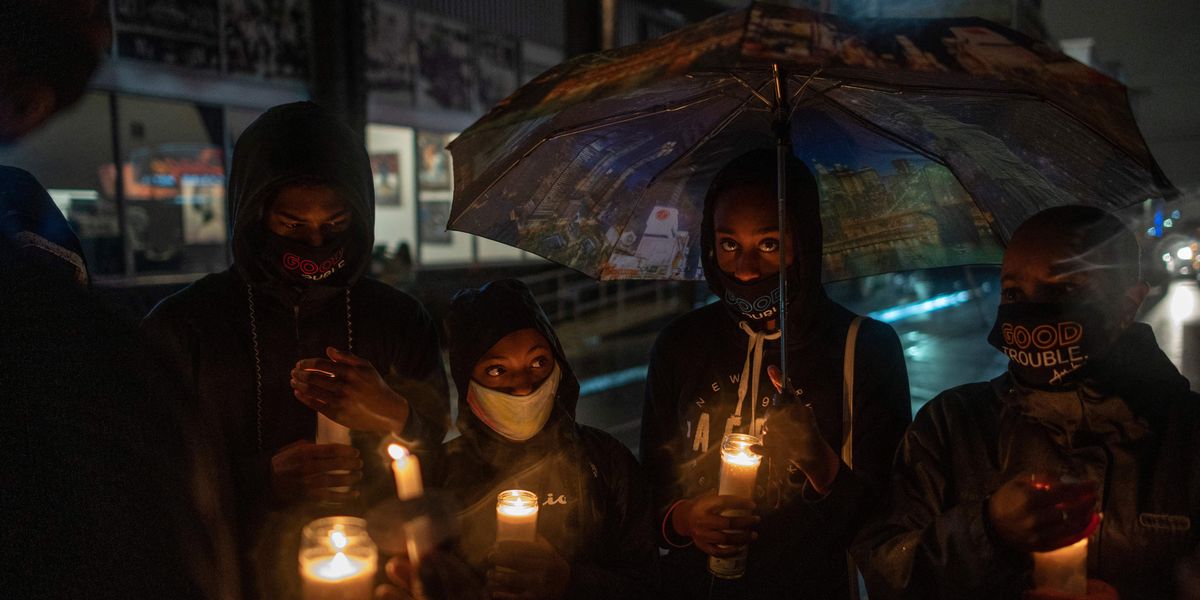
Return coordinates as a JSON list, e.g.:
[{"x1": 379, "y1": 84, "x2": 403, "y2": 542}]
[
  {"x1": 419, "y1": 198, "x2": 452, "y2": 245},
  {"x1": 369, "y1": 153, "x2": 402, "y2": 206},
  {"x1": 416, "y1": 131, "x2": 452, "y2": 192}
]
